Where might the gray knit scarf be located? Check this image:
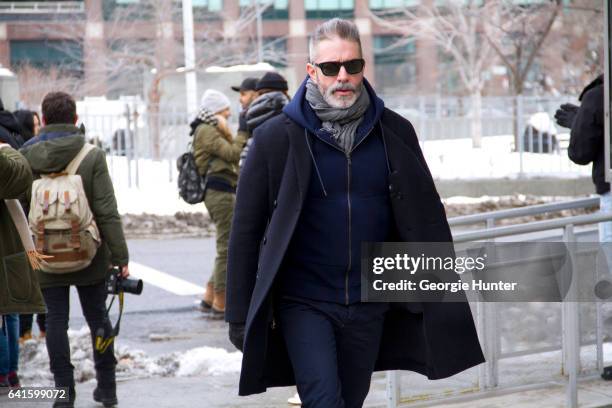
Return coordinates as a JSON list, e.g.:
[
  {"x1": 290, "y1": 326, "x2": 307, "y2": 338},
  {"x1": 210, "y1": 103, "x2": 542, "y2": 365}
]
[{"x1": 305, "y1": 79, "x2": 370, "y2": 153}]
